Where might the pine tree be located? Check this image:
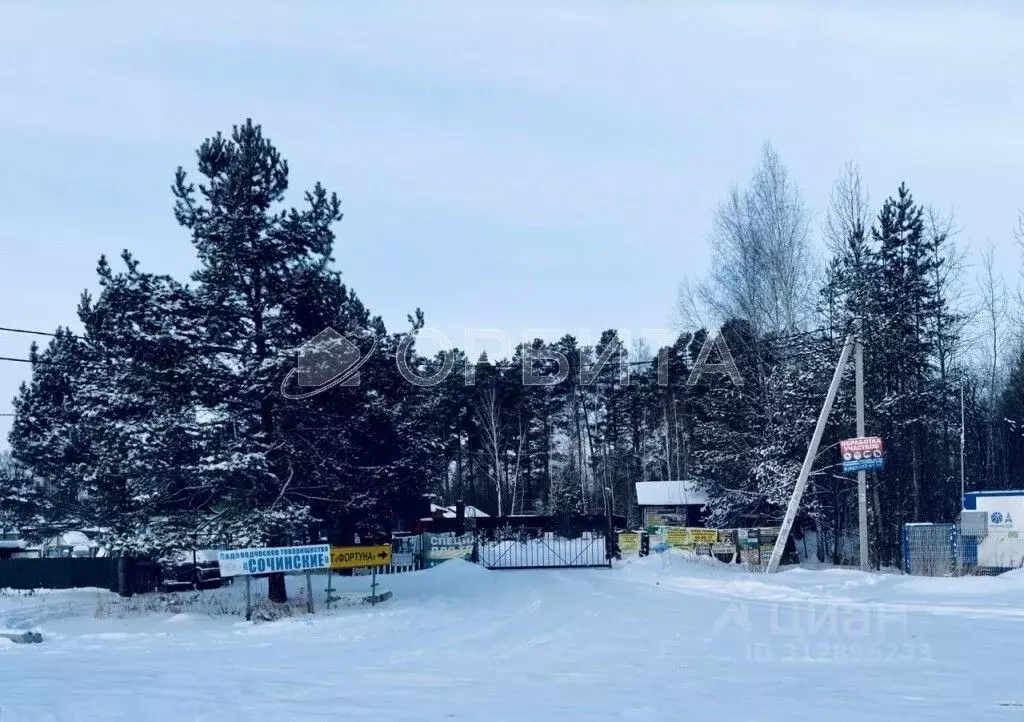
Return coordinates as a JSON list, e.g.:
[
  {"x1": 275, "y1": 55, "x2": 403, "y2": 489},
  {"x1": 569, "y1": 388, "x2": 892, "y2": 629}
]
[
  {"x1": 70, "y1": 252, "x2": 214, "y2": 562},
  {"x1": 9, "y1": 328, "x2": 90, "y2": 531},
  {"x1": 172, "y1": 119, "x2": 344, "y2": 602},
  {"x1": 0, "y1": 452, "x2": 42, "y2": 538},
  {"x1": 689, "y1": 320, "x2": 766, "y2": 526},
  {"x1": 549, "y1": 455, "x2": 584, "y2": 536}
]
